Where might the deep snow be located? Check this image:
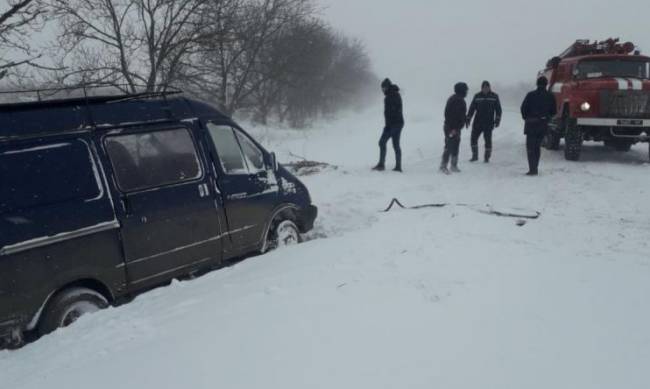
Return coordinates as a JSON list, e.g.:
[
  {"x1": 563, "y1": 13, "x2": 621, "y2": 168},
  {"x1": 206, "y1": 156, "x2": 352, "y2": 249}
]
[{"x1": 2, "y1": 101, "x2": 650, "y2": 389}]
